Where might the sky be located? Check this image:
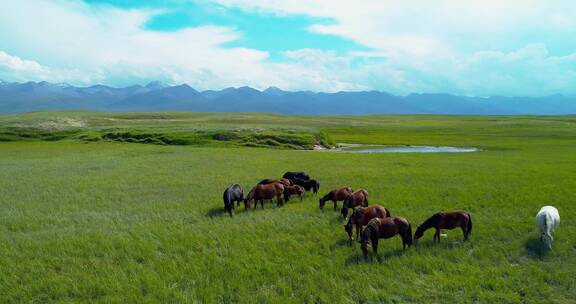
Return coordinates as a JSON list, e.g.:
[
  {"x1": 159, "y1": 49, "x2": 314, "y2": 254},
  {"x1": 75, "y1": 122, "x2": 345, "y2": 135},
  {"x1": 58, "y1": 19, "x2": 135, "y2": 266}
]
[{"x1": 1, "y1": 0, "x2": 576, "y2": 96}]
